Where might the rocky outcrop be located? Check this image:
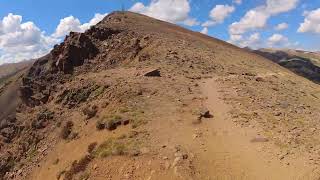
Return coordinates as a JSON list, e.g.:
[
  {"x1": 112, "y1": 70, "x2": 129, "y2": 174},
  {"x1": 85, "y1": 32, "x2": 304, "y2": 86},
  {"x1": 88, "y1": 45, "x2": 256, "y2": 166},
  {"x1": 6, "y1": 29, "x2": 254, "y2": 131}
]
[
  {"x1": 52, "y1": 32, "x2": 99, "y2": 73},
  {"x1": 19, "y1": 30, "x2": 100, "y2": 107}
]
